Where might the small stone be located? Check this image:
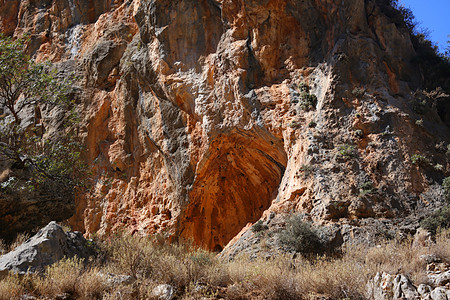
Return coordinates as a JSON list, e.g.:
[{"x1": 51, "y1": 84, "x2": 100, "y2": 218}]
[
  {"x1": 54, "y1": 293, "x2": 71, "y2": 300},
  {"x1": 430, "y1": 287, "x2": 448, "y2": 300},
  {"x1": 151, "y1": 284, "x2": 175, "y2": 300},
  {"x1": 20, "y1": 295, "x2": 37, "y2": 300},
  {"x1": 99, "y1": 272, "x2": 135, "y2": 287},
  {"x1": 435, "y1": 271, "x2": 450, "y2": 286},
  {"x1": 193, "y1": 284, "x2": 208, "y2": 294},
  {"x1": 418, "y1": 284, "x2": 432, "y2": 296},
  {"x1": 366, "y1": 272, "x2": 395, "y2": 299}
]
